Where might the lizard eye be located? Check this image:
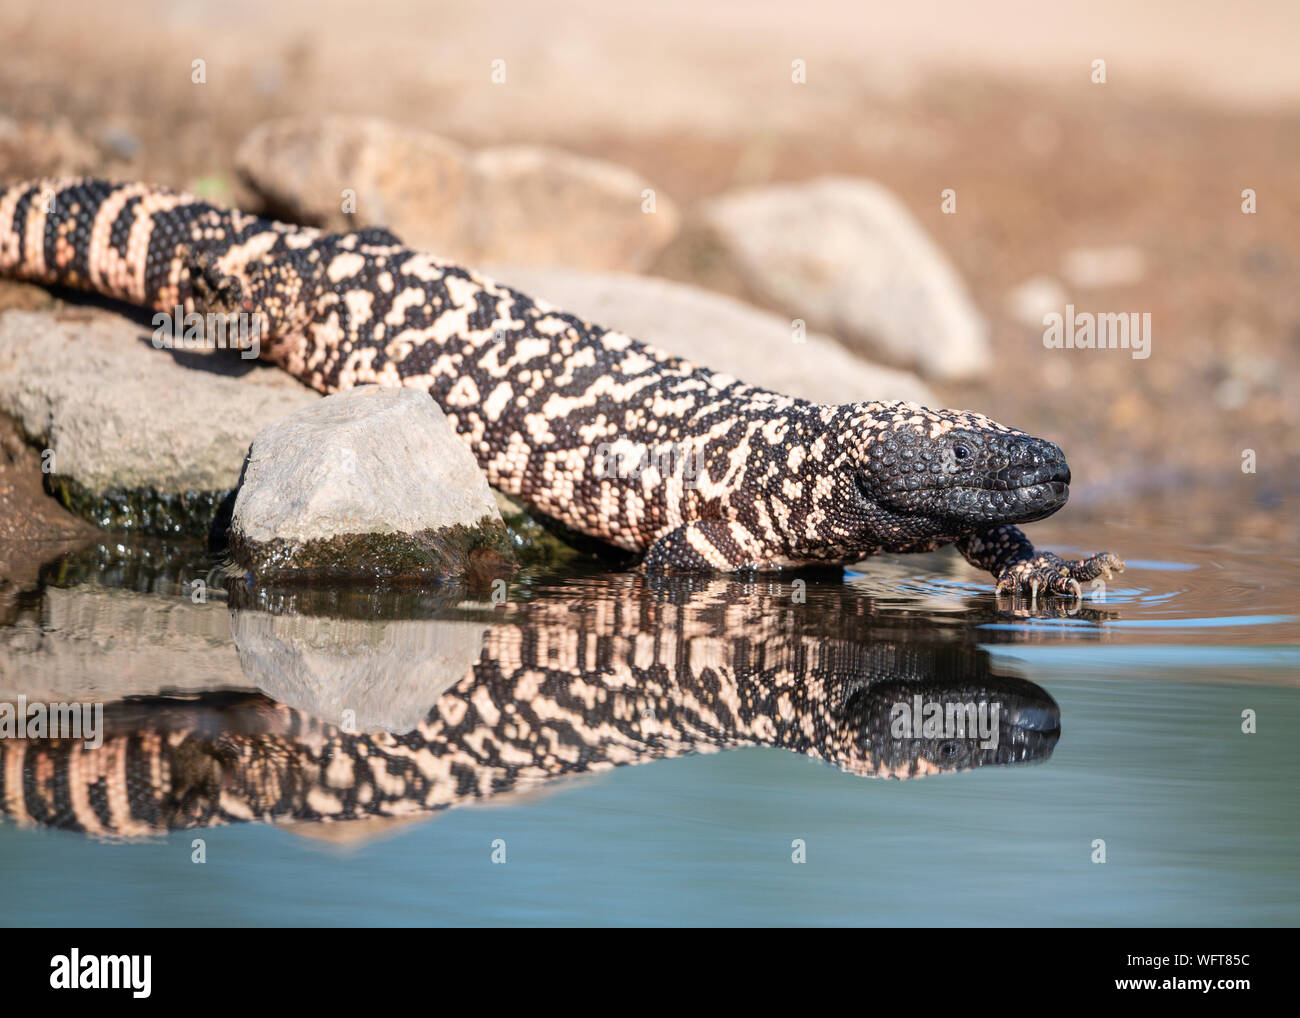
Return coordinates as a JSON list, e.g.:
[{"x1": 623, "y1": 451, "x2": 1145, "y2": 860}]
[{"x1": 952, "y1": 444, "x2": 971, "y2": 461}]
